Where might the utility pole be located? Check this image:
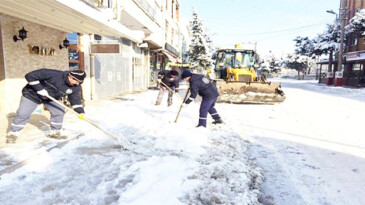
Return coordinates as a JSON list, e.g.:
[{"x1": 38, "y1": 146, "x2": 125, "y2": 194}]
[
  {"x1": 337, "y1": 0, "x2": 347, "y2": 72},
  {"x1": 326, "y1": 10, "x2": 338, "y2": 73}
]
